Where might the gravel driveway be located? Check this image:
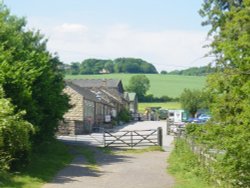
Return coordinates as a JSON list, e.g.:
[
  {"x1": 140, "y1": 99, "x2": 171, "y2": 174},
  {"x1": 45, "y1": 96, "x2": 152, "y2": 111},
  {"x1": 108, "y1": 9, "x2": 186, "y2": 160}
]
[{"x1": 44, "y1": 121, "x2": 175, "y2": 188}]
